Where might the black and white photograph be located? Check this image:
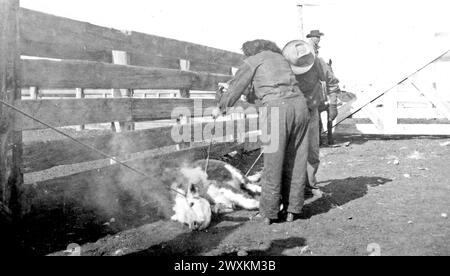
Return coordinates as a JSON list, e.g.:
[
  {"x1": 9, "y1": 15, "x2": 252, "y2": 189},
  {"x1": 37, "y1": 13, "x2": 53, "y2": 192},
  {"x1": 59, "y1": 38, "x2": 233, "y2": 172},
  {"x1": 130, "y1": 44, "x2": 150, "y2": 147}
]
[{"x1": 0, "y1": 0, "x2": 449, "y2": 259}]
